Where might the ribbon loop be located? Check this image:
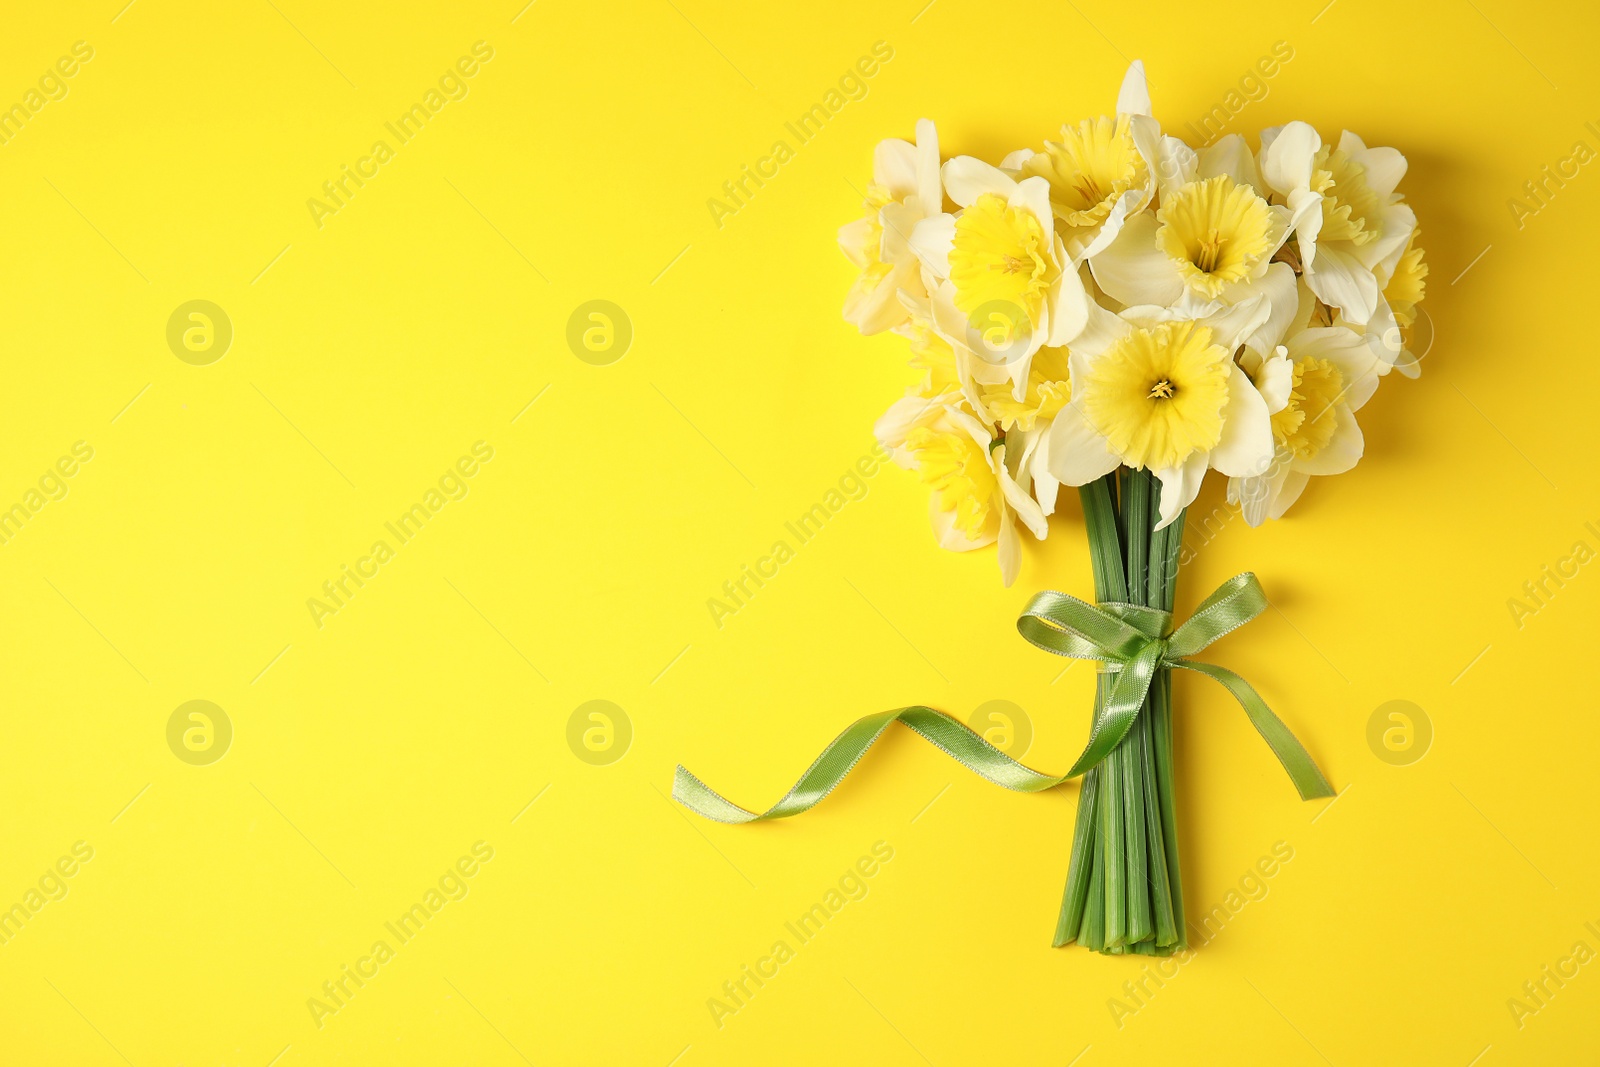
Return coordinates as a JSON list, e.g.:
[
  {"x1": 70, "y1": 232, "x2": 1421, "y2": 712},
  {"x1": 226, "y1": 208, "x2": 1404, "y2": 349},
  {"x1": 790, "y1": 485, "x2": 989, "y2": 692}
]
[
  {"x1": 1165, "y1": 571, "x2": 1268, "y2": 659},
  {"x1": 1015, "y1": 591, "x2": 1162, "y2": 663},
  {"x1": 672, "y1": 572, "x2": 1334, "y2": 825},
  {"x1": 1018, "y1": 590, "x2": 1171, "y2": 778}
]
